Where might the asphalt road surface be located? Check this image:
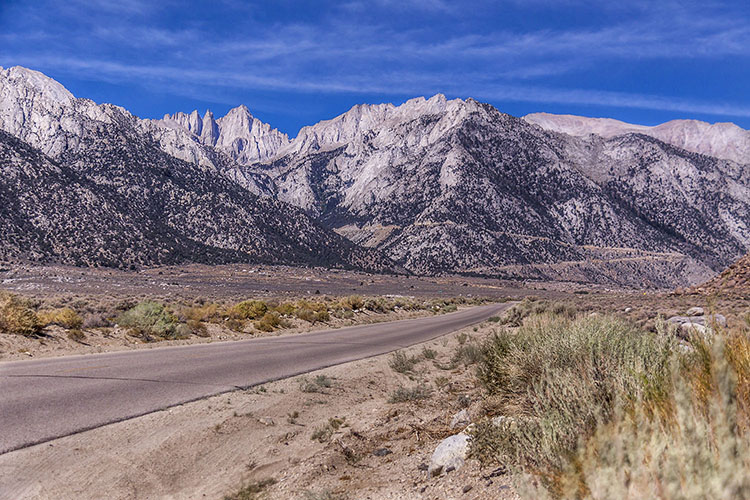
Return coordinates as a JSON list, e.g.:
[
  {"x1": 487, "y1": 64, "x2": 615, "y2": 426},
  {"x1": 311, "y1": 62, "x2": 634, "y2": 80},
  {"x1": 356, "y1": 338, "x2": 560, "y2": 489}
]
[{"x1": 0, "y1": 303, "x2": 511, "y2": 455}]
